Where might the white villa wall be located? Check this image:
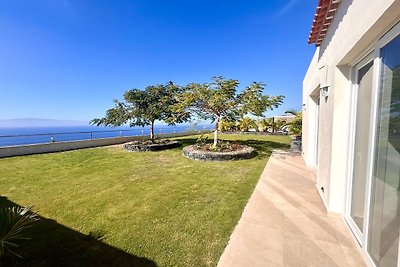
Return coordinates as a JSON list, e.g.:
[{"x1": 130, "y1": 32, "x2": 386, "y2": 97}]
[
  {"x1": 302, "y1": 49, "x2": 320, "y2": 167},
  {"x1": 303, "y1": 0, "x2": 400, "y2": 213}
]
